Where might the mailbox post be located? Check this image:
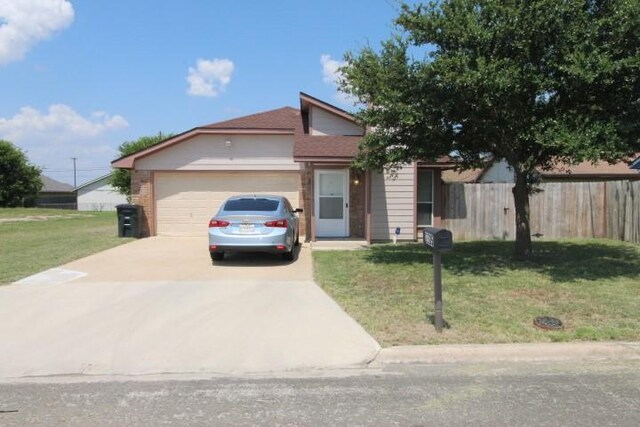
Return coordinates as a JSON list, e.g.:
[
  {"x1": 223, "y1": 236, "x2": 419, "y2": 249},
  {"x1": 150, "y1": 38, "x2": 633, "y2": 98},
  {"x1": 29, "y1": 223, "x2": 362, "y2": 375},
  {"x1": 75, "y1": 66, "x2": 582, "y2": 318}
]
[{"x1": 422, "y1": 227, "x2": 453, "y2": 332}]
